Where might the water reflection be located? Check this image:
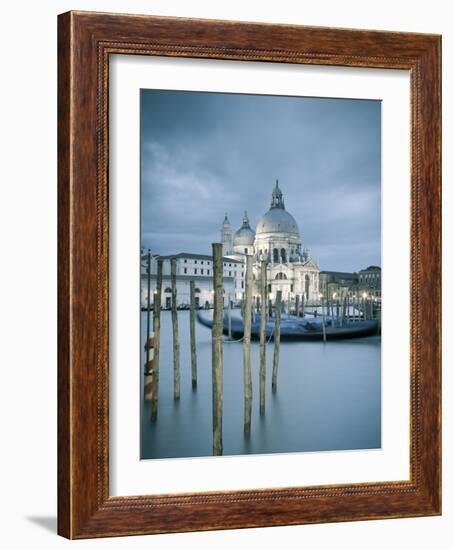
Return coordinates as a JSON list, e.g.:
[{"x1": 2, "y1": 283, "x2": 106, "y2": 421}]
[{"x1": 141, "y1": 311, "x2": 381, "y2": 459}]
